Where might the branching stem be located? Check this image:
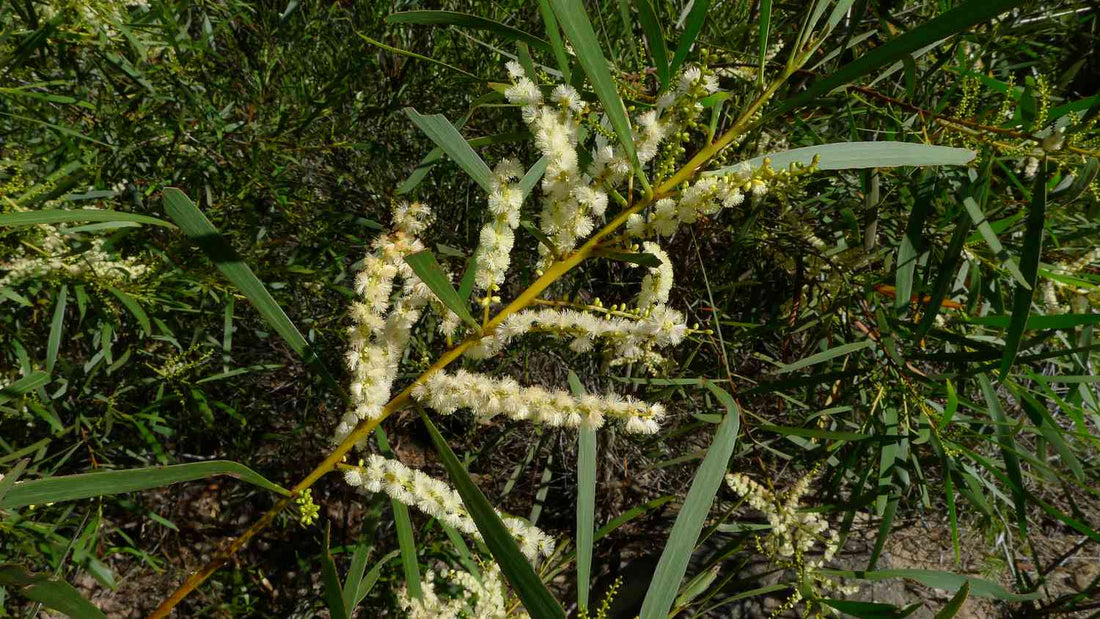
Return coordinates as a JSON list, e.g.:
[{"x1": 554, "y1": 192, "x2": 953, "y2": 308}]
[{"x1": 149, "y1": 65, "x2": 796, "y2": 619}]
